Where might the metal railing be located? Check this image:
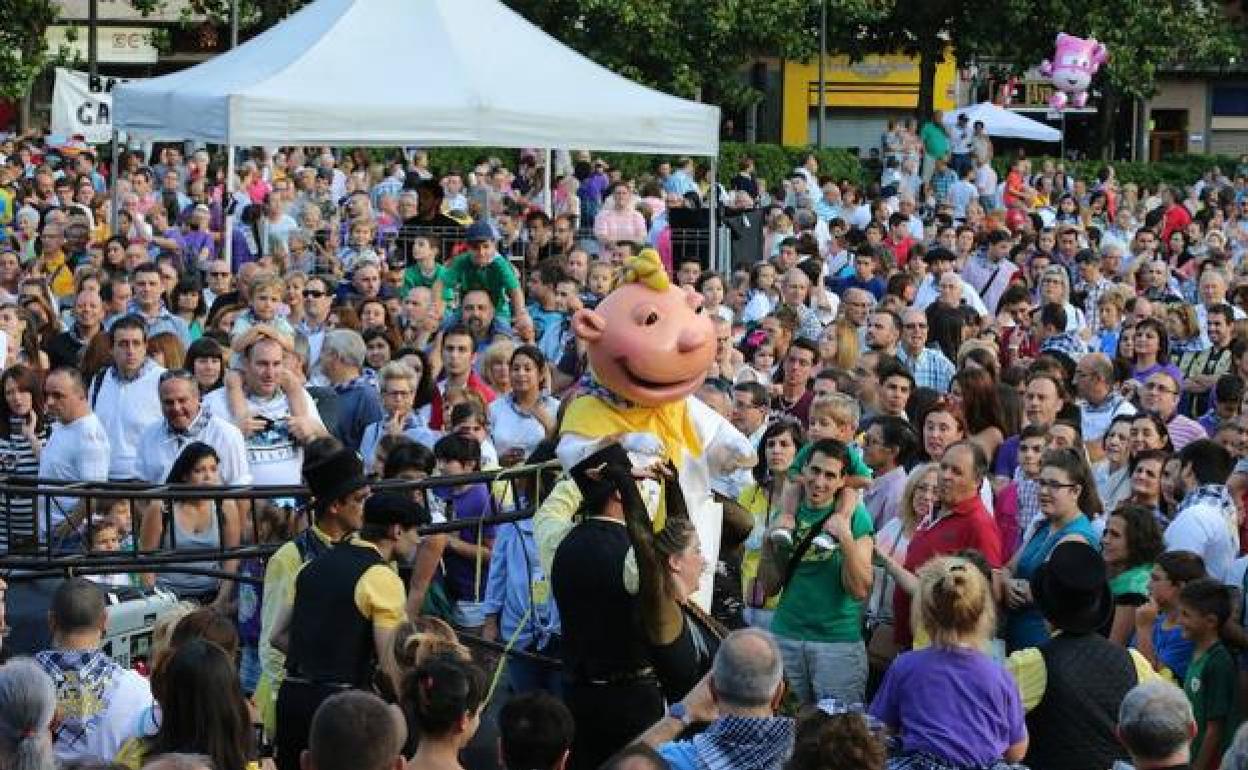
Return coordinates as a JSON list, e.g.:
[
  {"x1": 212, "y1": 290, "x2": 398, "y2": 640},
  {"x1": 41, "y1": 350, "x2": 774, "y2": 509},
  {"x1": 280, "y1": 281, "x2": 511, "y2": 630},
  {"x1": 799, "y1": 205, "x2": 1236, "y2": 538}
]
[
  {"x1": 386, "y1": 224, "x2": 723, "y2": 270},
  {"x1": 0, "y1": 460, "x2": 561, "y2": 582}
]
